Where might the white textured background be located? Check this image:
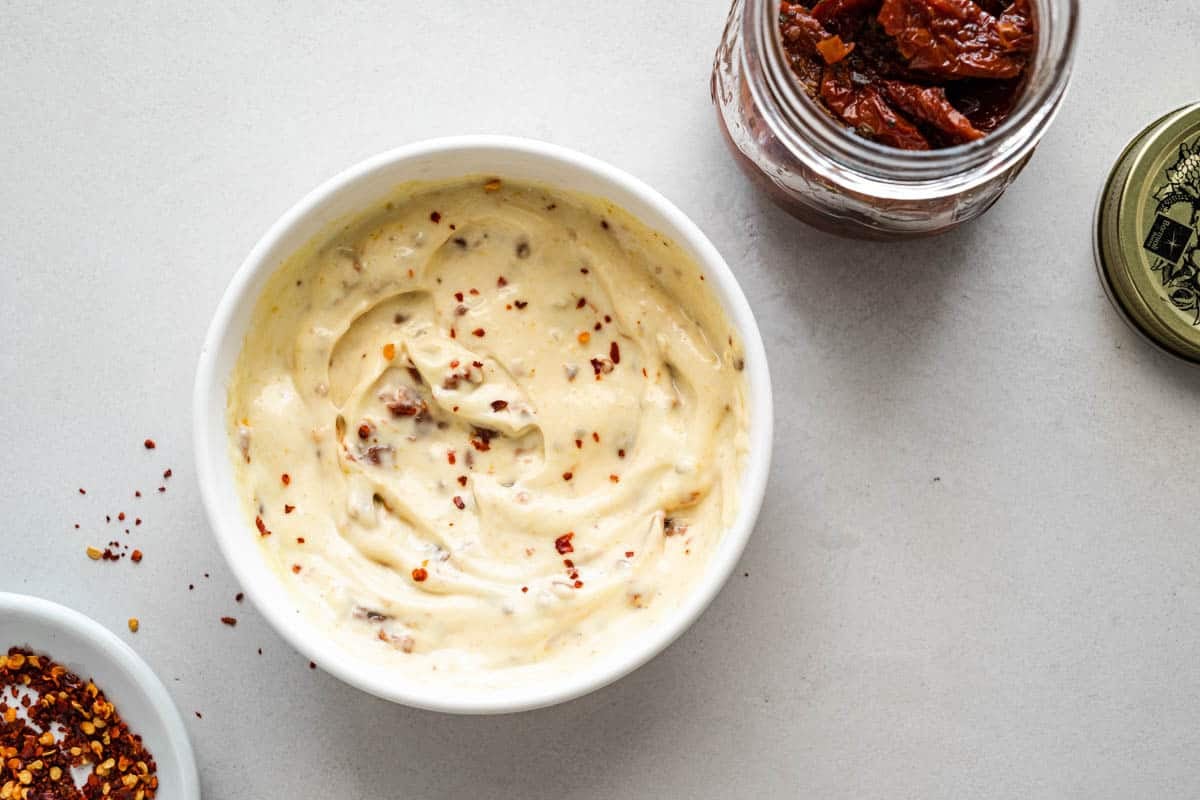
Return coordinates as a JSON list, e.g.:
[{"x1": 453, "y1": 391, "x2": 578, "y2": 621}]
[{"x1": 3, "y1": 2, "x2": 1200, "y2": 798}]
